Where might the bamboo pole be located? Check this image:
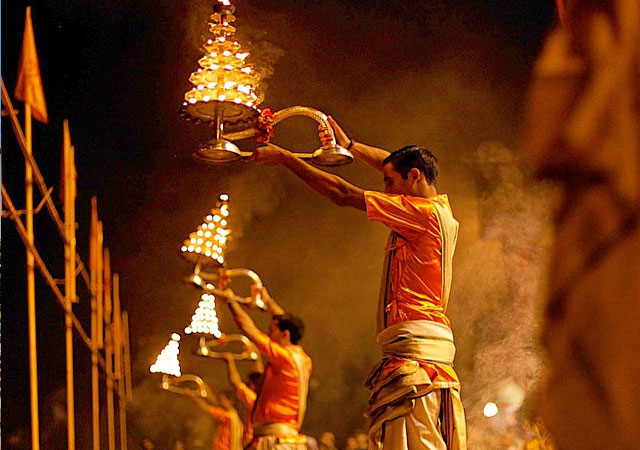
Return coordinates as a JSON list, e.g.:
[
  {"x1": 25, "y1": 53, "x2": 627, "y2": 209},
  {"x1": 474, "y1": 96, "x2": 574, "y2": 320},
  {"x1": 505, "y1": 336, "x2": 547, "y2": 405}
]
[
  {"x1": 25, "y1": 102, "x2": 41, "y2": 450},
  {"x1": 114, "y1": 276, "x2": 128, "y2": 450},
  {"x1": 90, "y1": 197, "x2": 101, "y2": 450},
  {"x1": 122, "y1": 312, "x2": 133, "y2": 401},
  {"x1": 63, "y1": 121, "x2": 77, "y2": 450},
  {"x1": 104, "y1": 249, "x2": 116, "y2": 450},
  {"x1": 2, "y1": 79, "x2": 94, "y2": 293},
  {"x1": 98, "y1": 223, "x2": 104, "y2": 348}
]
